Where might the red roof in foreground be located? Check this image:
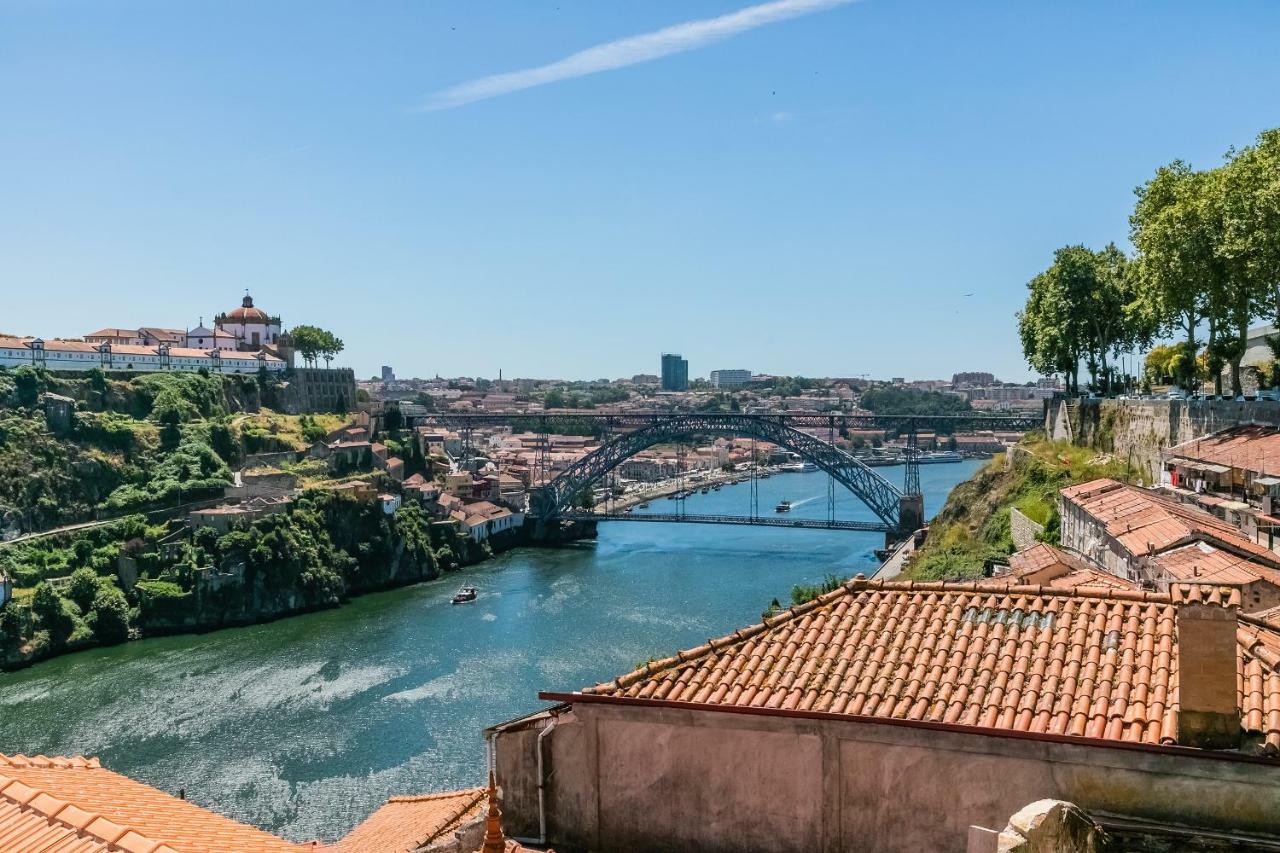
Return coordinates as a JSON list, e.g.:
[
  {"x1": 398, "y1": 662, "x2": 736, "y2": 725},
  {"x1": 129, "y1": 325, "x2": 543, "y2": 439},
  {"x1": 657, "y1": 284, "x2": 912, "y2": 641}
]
[
  {"x1": 578, "y1": 577, "x2": 1280, "y2": 753},
  {"x1": 0, "y1": 753, "x2": 305, "y2": 852},
  {"x1": 0, "y1": 753, "x2": 550, "y2": 853}
]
